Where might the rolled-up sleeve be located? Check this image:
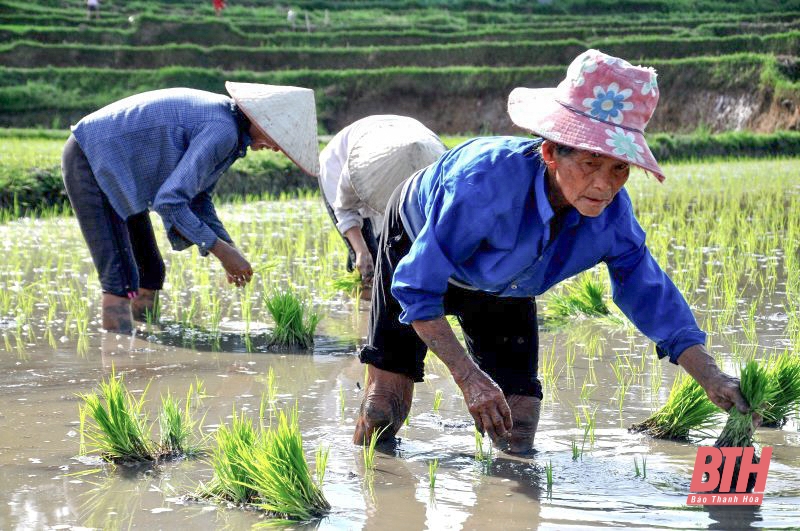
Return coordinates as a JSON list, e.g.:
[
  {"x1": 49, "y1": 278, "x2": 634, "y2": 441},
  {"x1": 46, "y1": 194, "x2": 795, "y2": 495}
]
[
  {"x1": 333, "y1": 167, "x2": 365, "y2": 234},
  {"x1": 392, "y1": 172, "x2": 497, "y2": 324},
  {"x1": 605, "y1": 204, "x2": 706, "y2": 364},
  {"x1": 153, "y1": 121, "x2": 237, "y2": 255}
]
